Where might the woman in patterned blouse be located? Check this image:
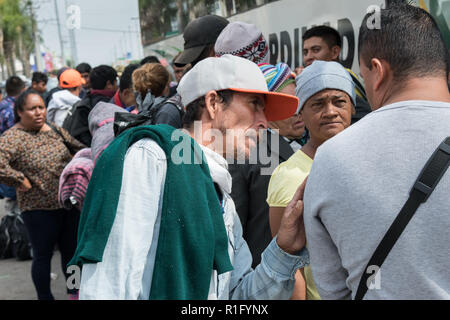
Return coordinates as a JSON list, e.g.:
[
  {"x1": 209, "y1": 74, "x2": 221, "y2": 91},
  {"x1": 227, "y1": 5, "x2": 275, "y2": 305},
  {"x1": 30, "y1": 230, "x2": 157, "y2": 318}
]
[{"x1": 0, "y1": 90, "x2": 85, "y2": 300}]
